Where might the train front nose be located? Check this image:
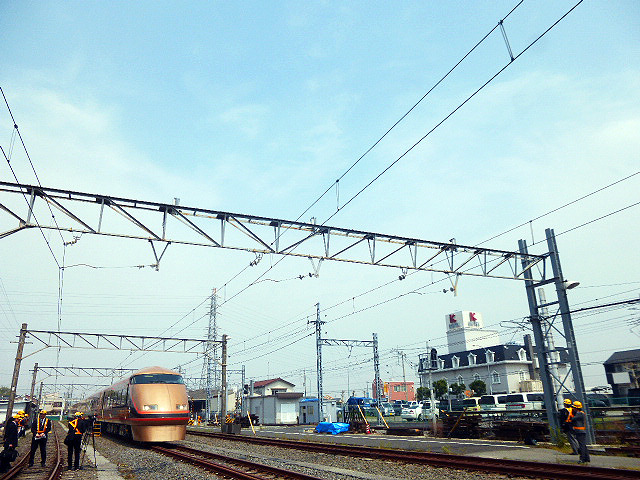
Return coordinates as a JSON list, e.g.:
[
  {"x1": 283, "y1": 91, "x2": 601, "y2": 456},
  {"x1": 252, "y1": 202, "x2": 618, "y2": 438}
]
[{"x1": 130, "y1": 384, "x2": 189, "y2": 442}]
